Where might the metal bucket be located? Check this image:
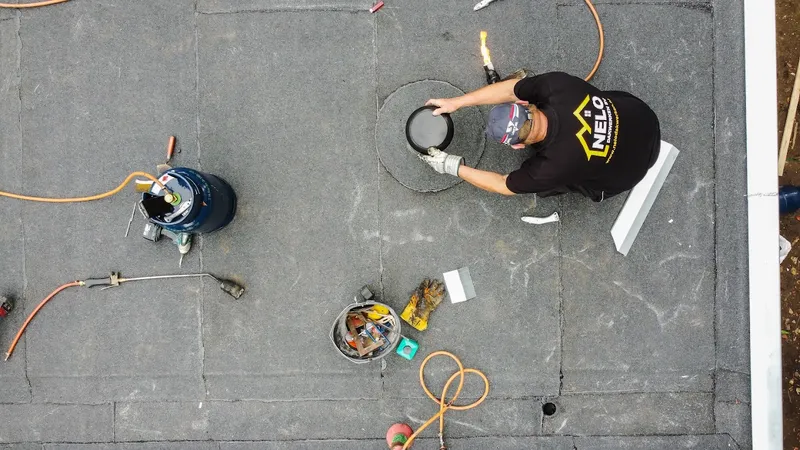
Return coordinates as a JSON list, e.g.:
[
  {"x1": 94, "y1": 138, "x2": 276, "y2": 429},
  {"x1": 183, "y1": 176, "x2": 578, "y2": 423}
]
[
  {"x1": 329, "y1": 301, "x2": 402, "y2": 364},
  {"x1": 146, "y1": 167, "x2": 237, "y2": 234}
]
